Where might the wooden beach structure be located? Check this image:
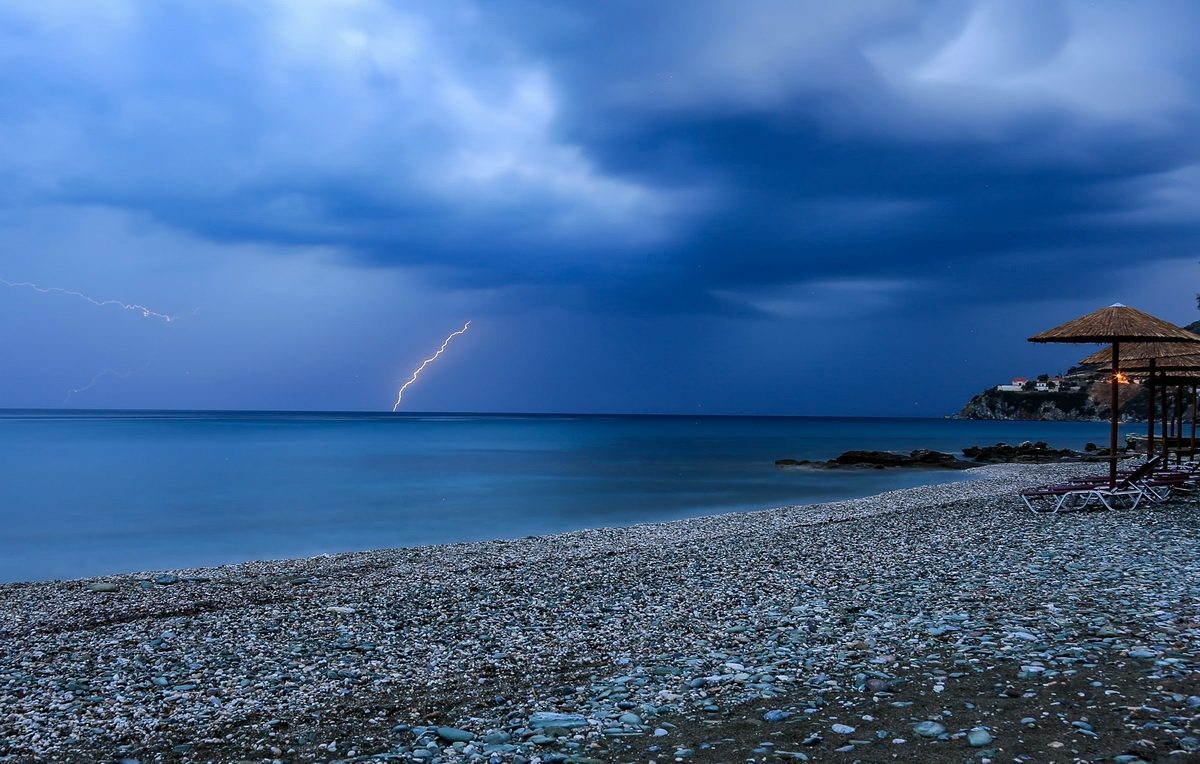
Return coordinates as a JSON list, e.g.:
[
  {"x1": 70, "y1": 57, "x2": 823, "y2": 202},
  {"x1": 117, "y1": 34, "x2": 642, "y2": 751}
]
[
  {"x1": 1080, "y1": 341, "x2": 1200, "y2": 464},
  {"x1": 1029, "y1": 304, "x2": 1200, "y2": 487}
]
